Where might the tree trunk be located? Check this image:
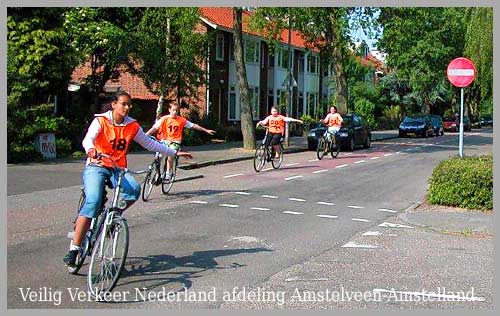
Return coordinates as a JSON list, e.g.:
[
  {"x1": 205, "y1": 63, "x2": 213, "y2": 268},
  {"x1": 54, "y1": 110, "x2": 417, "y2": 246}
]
[
  {"x1": 233, "y1": 8, "x2": 256, "y2": 150},
  {"x1": 332, "y1": 47, "x2": 348, "y2": 114}
]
